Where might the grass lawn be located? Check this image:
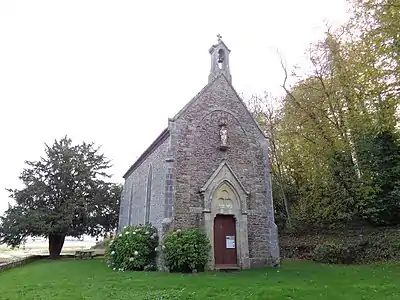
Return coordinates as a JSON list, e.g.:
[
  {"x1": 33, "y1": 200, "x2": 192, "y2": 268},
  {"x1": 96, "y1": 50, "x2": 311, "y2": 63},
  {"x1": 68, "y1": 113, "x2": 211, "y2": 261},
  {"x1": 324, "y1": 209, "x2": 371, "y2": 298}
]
[{"x1": 0, "y1": 259, "x2": 399, "y2": 299}]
